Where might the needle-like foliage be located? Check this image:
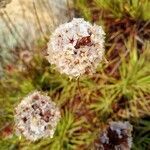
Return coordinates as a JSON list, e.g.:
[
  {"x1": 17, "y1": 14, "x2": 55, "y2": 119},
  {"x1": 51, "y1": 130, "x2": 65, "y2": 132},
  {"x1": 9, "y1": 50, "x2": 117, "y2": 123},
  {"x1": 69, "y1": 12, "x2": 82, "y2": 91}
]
[
  {"x1": 107, "y1": 39, "x2": 150, "y2": 98},
  {"x1": 75, "y1": 0, "x2": 150, "y2": 21},
  {"x1": 0, "y1": 1, "x2": 150, "y2": 149}
]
